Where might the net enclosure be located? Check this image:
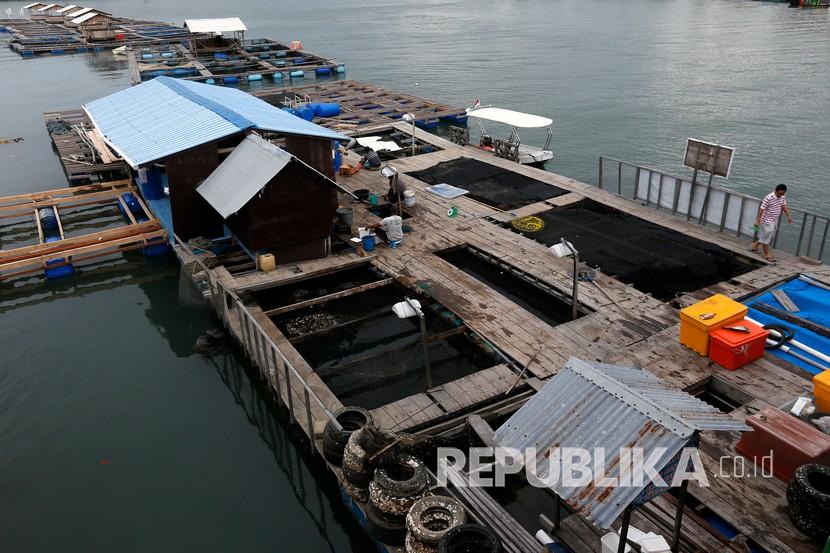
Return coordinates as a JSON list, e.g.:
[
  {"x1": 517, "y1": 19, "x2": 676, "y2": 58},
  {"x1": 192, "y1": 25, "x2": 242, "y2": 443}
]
[
  {"x1": 510, "y1": 199, "x2": 761, "y2": 300},
  {"x1": 407, "y1": 157, "x2": 568, "y2": 210}
]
